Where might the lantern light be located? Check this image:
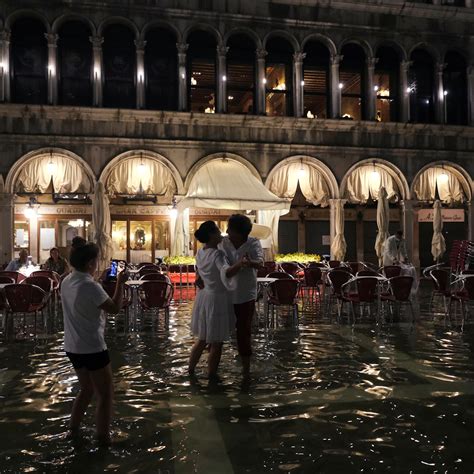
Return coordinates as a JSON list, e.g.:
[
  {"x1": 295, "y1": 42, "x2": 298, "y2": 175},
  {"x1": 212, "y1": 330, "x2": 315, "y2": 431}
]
[
  {"x1": 371, "y1": 161, "x2": 380, "y2": 183},
  {"x1": 297, "y1": 159, "x2": 306, "y2": 179}
]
